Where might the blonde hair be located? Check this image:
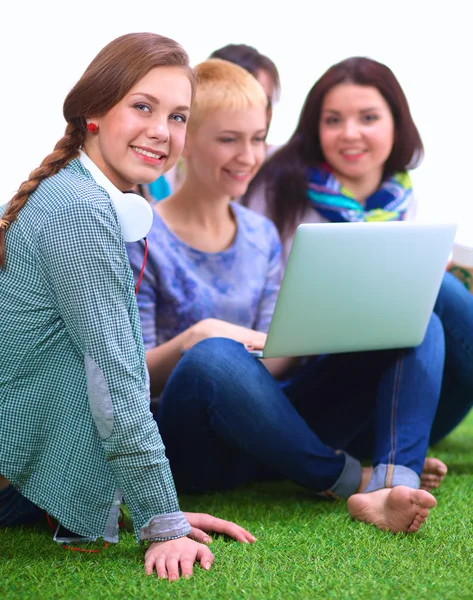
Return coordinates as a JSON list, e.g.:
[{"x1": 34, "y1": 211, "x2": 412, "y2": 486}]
[
  {"x1": 0, "y1": 32, "x2": 195, "y2": 267},
  {"x1": 187, "y1": 58, "x2": 267, "y2": 132}
]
